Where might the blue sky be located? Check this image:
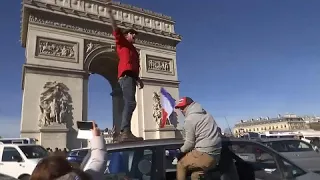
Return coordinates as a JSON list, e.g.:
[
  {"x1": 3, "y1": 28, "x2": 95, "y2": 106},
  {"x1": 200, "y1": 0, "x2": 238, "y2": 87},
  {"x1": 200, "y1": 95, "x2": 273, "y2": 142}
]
[{"x1": 1, "y1": 0, "x2": 320, "y2": 137}]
